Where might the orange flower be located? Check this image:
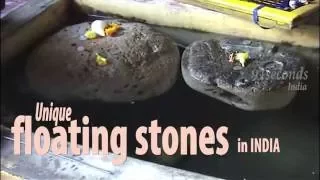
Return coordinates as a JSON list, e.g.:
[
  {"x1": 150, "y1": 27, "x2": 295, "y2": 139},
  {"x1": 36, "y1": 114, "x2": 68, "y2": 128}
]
[{"x1": 104, "y1": 23, "x2": 121, "y2": 37}]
